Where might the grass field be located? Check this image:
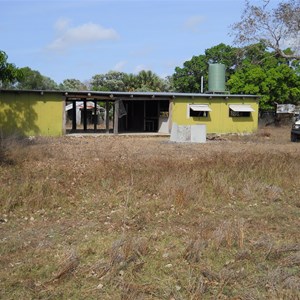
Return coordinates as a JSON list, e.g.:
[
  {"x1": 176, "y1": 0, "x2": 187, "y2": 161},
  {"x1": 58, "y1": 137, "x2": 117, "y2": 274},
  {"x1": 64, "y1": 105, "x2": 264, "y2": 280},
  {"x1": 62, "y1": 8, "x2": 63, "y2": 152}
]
[{"x1": 0, "y1": 126, "x2": 300, "y2": 299}]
